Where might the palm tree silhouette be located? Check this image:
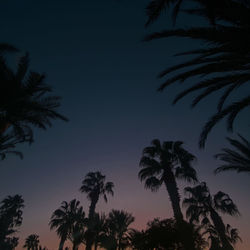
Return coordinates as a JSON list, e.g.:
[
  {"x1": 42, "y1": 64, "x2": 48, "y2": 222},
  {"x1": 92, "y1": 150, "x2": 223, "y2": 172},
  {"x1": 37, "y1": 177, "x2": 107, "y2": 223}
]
[
  {"x1": 23, "y1": 234, "x2": 40, "y2": 250},
  {"x1": 0, "y1": 132, "x2": 24, "y2": 160},
  {"x1": 49, "y1": 199, "x2": 85, "y2": 250},
  {"x1": 80, "y1": 171, "x2": 114, "y2": 250},
  {"x1": 0, "y1": 51, "x2": 68, "y2": 147},
  {"x1": 0, "y1": 194, "x2": 24, "y2": 249},
  {"x1": 215, "y1": 134, "x2": 250, "y2": 174},
  {"x1": 68, "y1": 205, "x2": 86, "y2": 250},
  {"x1": 139, "y1": 139, "x2": 197, "y2": 222},
  {"x1": 91, "y1": 213, "x2": 107, "y2": 250},
  {"x1": 107, "y1": 210, "x2": 135, "y2": 250},
  {"x1": 144, "y1": 0, "x2": 250, "y2": 147},
  {"x1": 183, "y1": 182, "x2": 240, "y2": 250}
]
